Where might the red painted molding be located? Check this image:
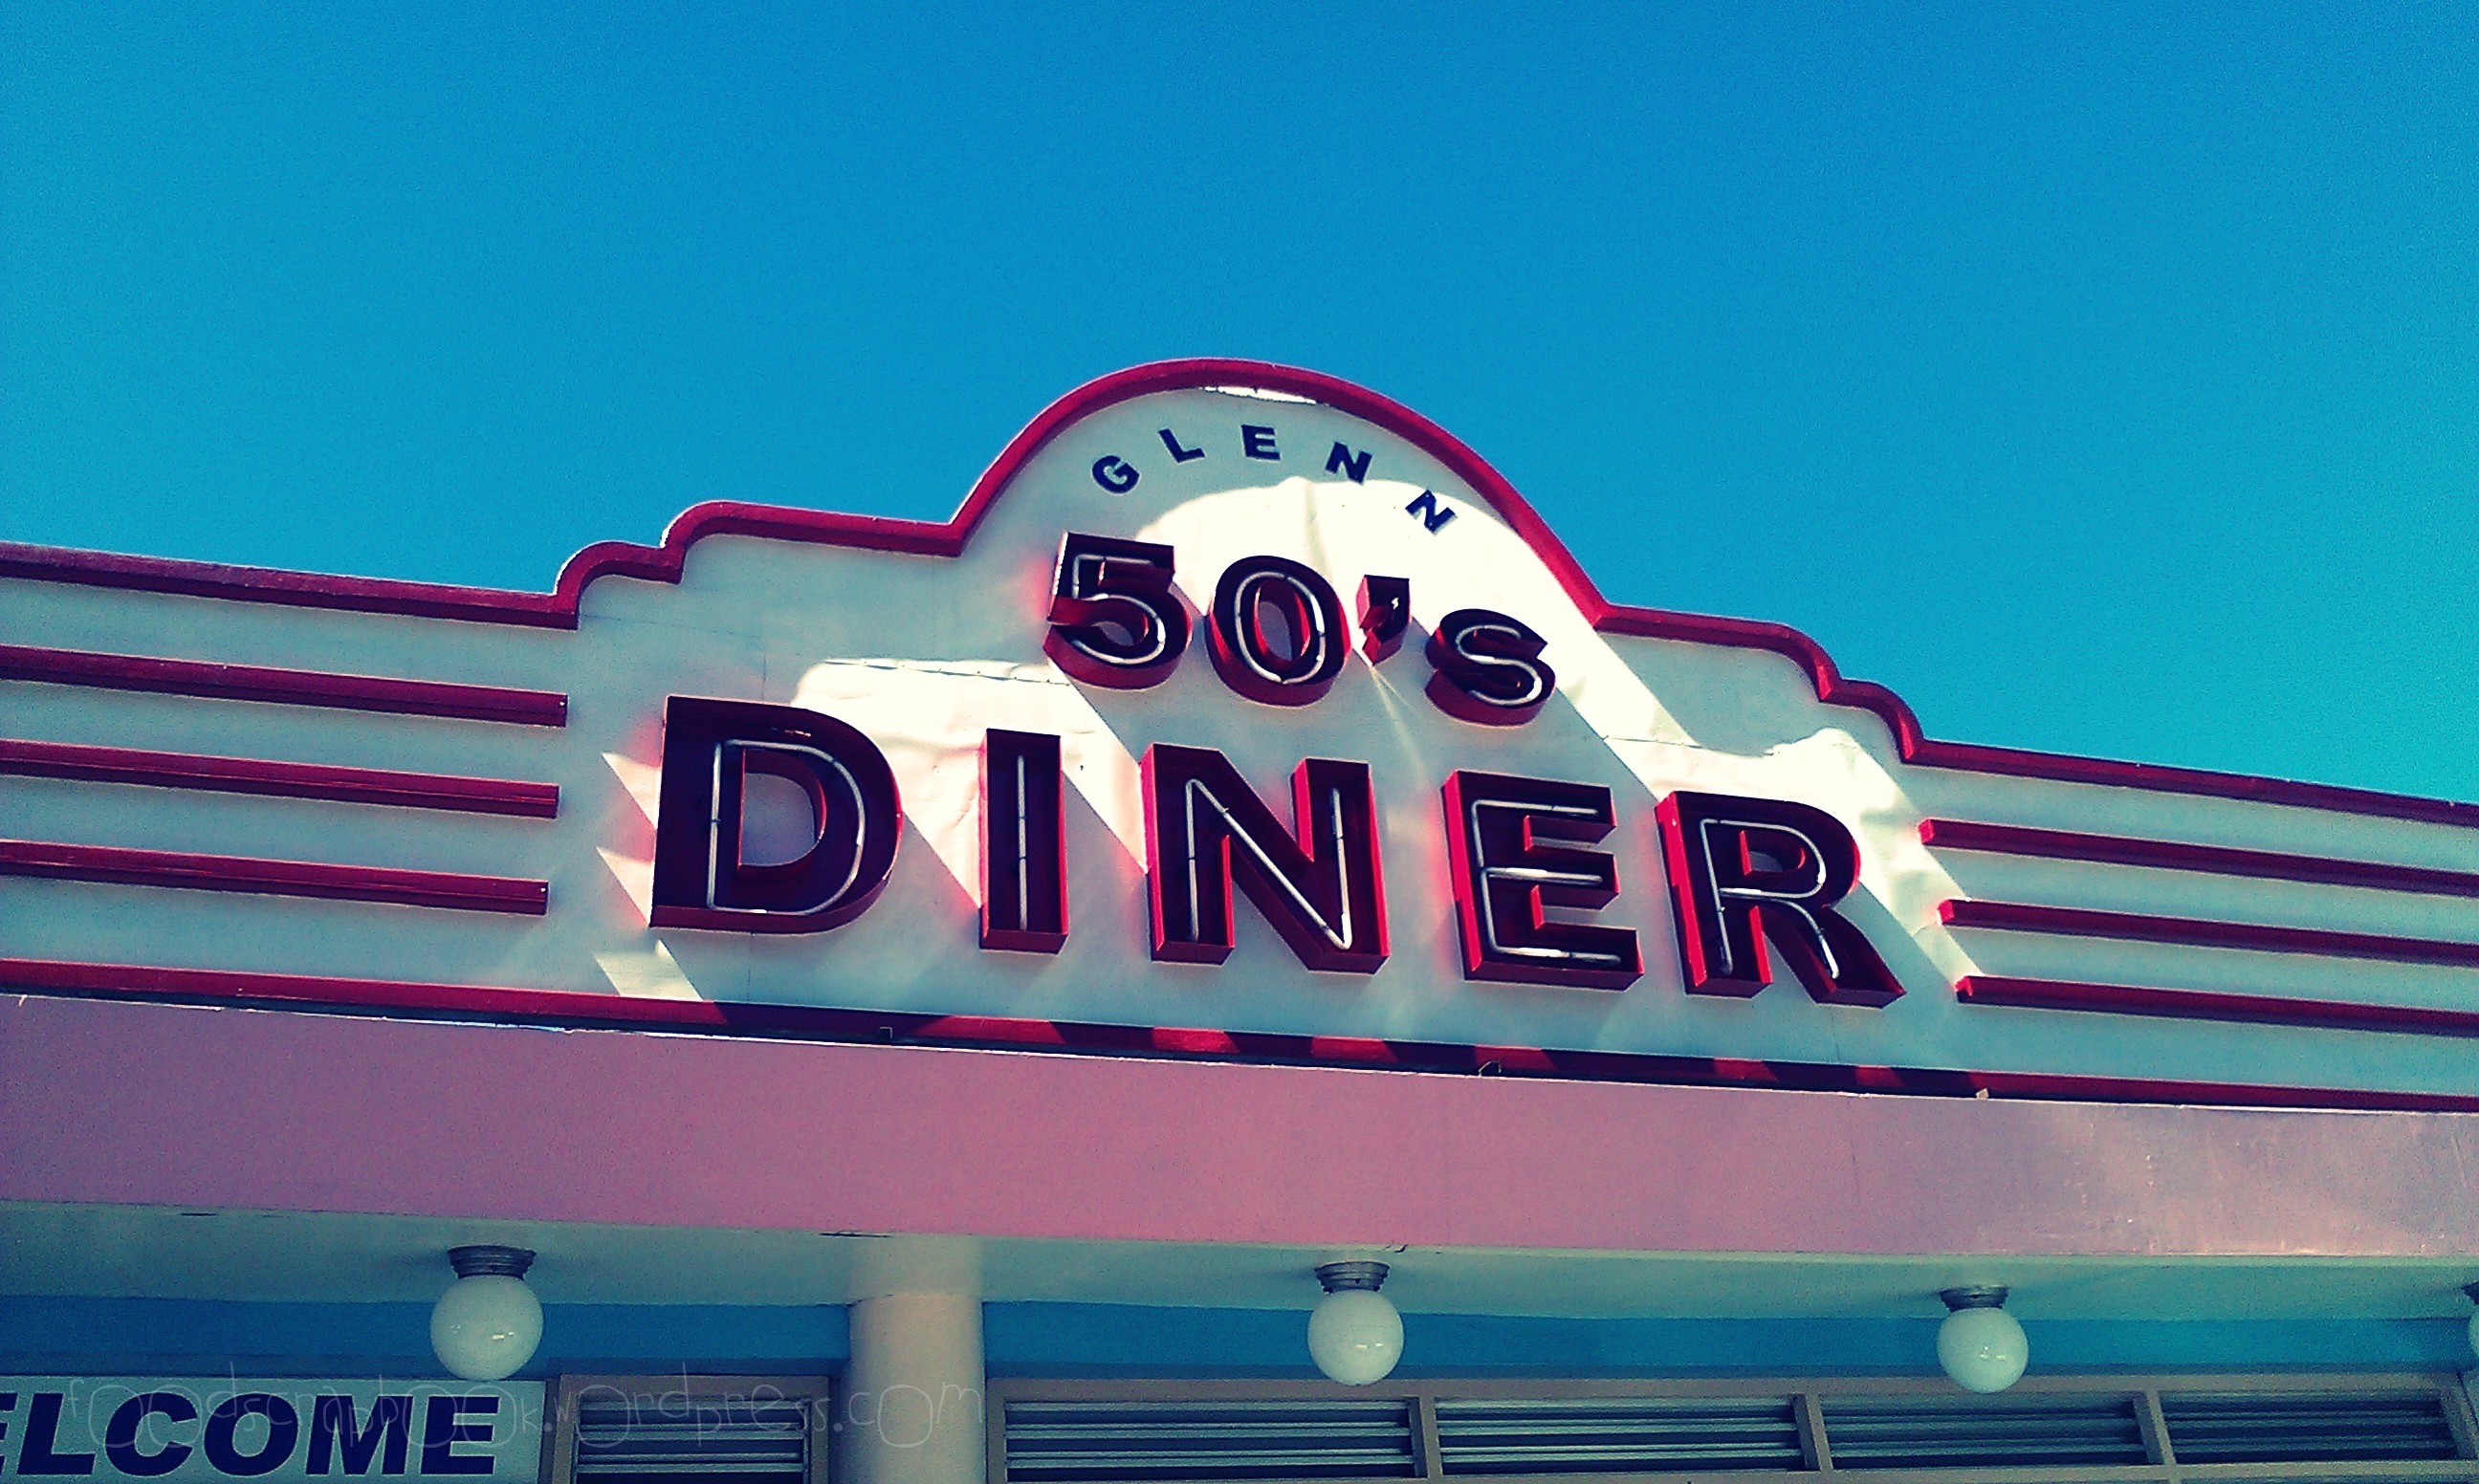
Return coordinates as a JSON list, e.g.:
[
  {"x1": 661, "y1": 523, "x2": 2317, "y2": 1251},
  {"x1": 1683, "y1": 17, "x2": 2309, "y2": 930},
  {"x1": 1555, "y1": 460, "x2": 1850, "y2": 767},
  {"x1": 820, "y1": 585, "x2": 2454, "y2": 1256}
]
[
  {"x1": 0, "y1": 737, "x2": 559, "y2": 818},
  {"x1": 0, "y1": 643, "x2": 567, "y2": 727},
  {"x1": 1920, "y1": 818, "x2": 2479, "y2": 898},
  {"x1": 0, "y1": 543, "x2": 575, "y2": 626},
  {"x1": 1942, "y1": 898, "x2": 2479, "y2": 968},
  {"x1": 0, "y1": 360, "x2": 2470, "y2": 831},
  {"x1": 0, "y1": 840, "x2": 548, "y2": 914},
  {"x1": 1958, "y1": 973, "x2": 2479, "y2": 1038},
  {"x1": 2, "y1": 954, "x2": 2474, "y2": 1112}
]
